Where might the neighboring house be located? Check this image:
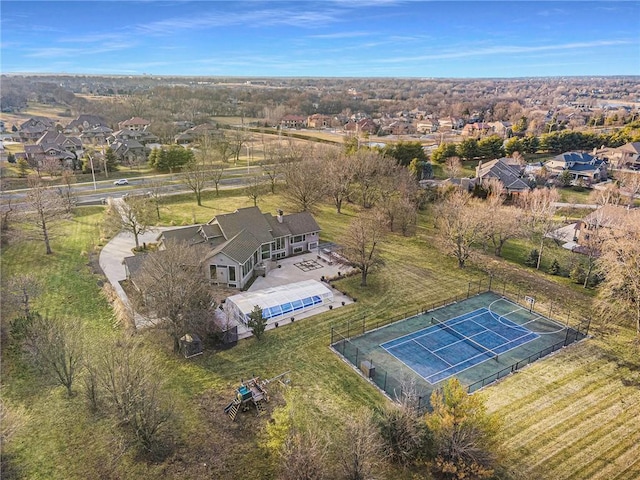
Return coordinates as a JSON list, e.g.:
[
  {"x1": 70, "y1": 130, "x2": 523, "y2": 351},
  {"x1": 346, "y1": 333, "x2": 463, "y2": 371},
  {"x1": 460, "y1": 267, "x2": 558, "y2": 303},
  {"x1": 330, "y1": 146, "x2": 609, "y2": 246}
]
[
  {"x1": 575, "y1": 205, "x2": 640, "y2": 248},
  {"x1": 80, "y1": 125, "x2": 113, "y2": 145},
  {"x1": 108, "y1": 128, "x2": 158, "y2": 146},
  {"x1": 118, "y1": 117, "x2": 151, "y2": 131},
  {"x1": 380, "y1": 119, "x2": 416, "y2": 136},
  {"x1": 343, "y1": 118, "x2": 378, "y2": 135},
  {"x1": 156, "y1": 206, "x2": 321, "y2": 290},
  {"x1": 487, "y1": 121, "x2": 512, "y2": 138},
  {"x1": 475, "y1": 158, "x2": 530, "y2": 194},
  {"x1": 280, "y1": 115, "x2": 307, "y2": 129},
  {"x1": 110, "y1": 139, "x2": 146, "y2": 164},
  {"x1": 22, "y1": 131, "x2": 82, "y2": 170},
  {"x1": 307, "y1": 114, "x2": 332, "y2": 129},
  {"x1": 174, "y1": 123, "x2": 222, "y2": 145},
  {"x1": 544, "y1": 152, "x2": 607, "y2": 185},
  {"x1": 461, "y1": 122, "x2": 491, "y2": 137},
  {"x1": 19, "y1": 116, "x2": 56, "y2": 141},
  {"x1": 64, "y1": 114, "x2": 109, "y2": 134},
  {"x1": 610, "y1": 142, "x2": 640, "y2": 170},
  {"x1": 416, "y1": 119, "x2": 439, "y2": 134}
]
